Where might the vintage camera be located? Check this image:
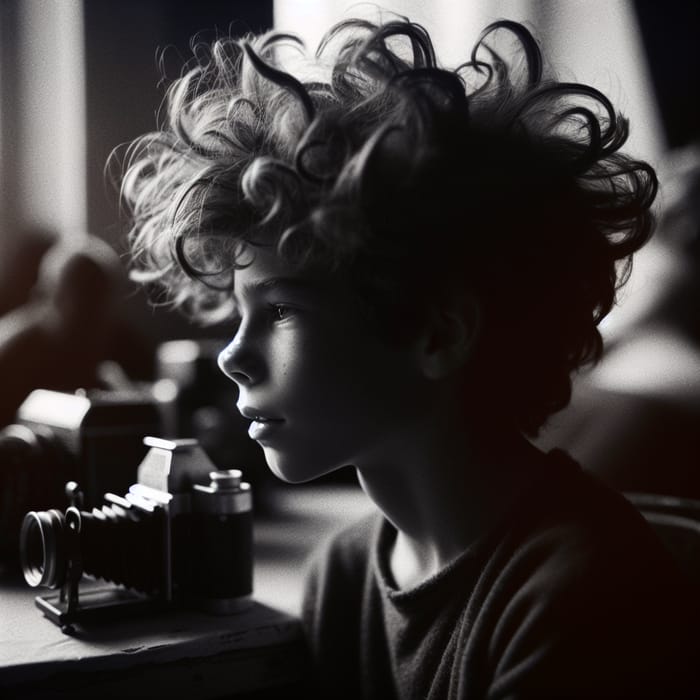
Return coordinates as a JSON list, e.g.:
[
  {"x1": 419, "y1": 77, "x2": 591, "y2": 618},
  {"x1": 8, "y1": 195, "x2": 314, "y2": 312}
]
[
  {"x1": 0, "y1": 388, "x2": 161, "y2": 559},
  {"x1": 19, "y1": 437, "x2": 253, "y2": 631}
]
